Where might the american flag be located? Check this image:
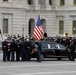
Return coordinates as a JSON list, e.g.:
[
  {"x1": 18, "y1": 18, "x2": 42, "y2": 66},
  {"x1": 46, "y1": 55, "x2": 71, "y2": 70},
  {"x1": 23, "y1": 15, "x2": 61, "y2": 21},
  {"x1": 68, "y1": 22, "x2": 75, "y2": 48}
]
[{"x1": 33, "y1": 16, "x2": 44, "y2": 41}]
